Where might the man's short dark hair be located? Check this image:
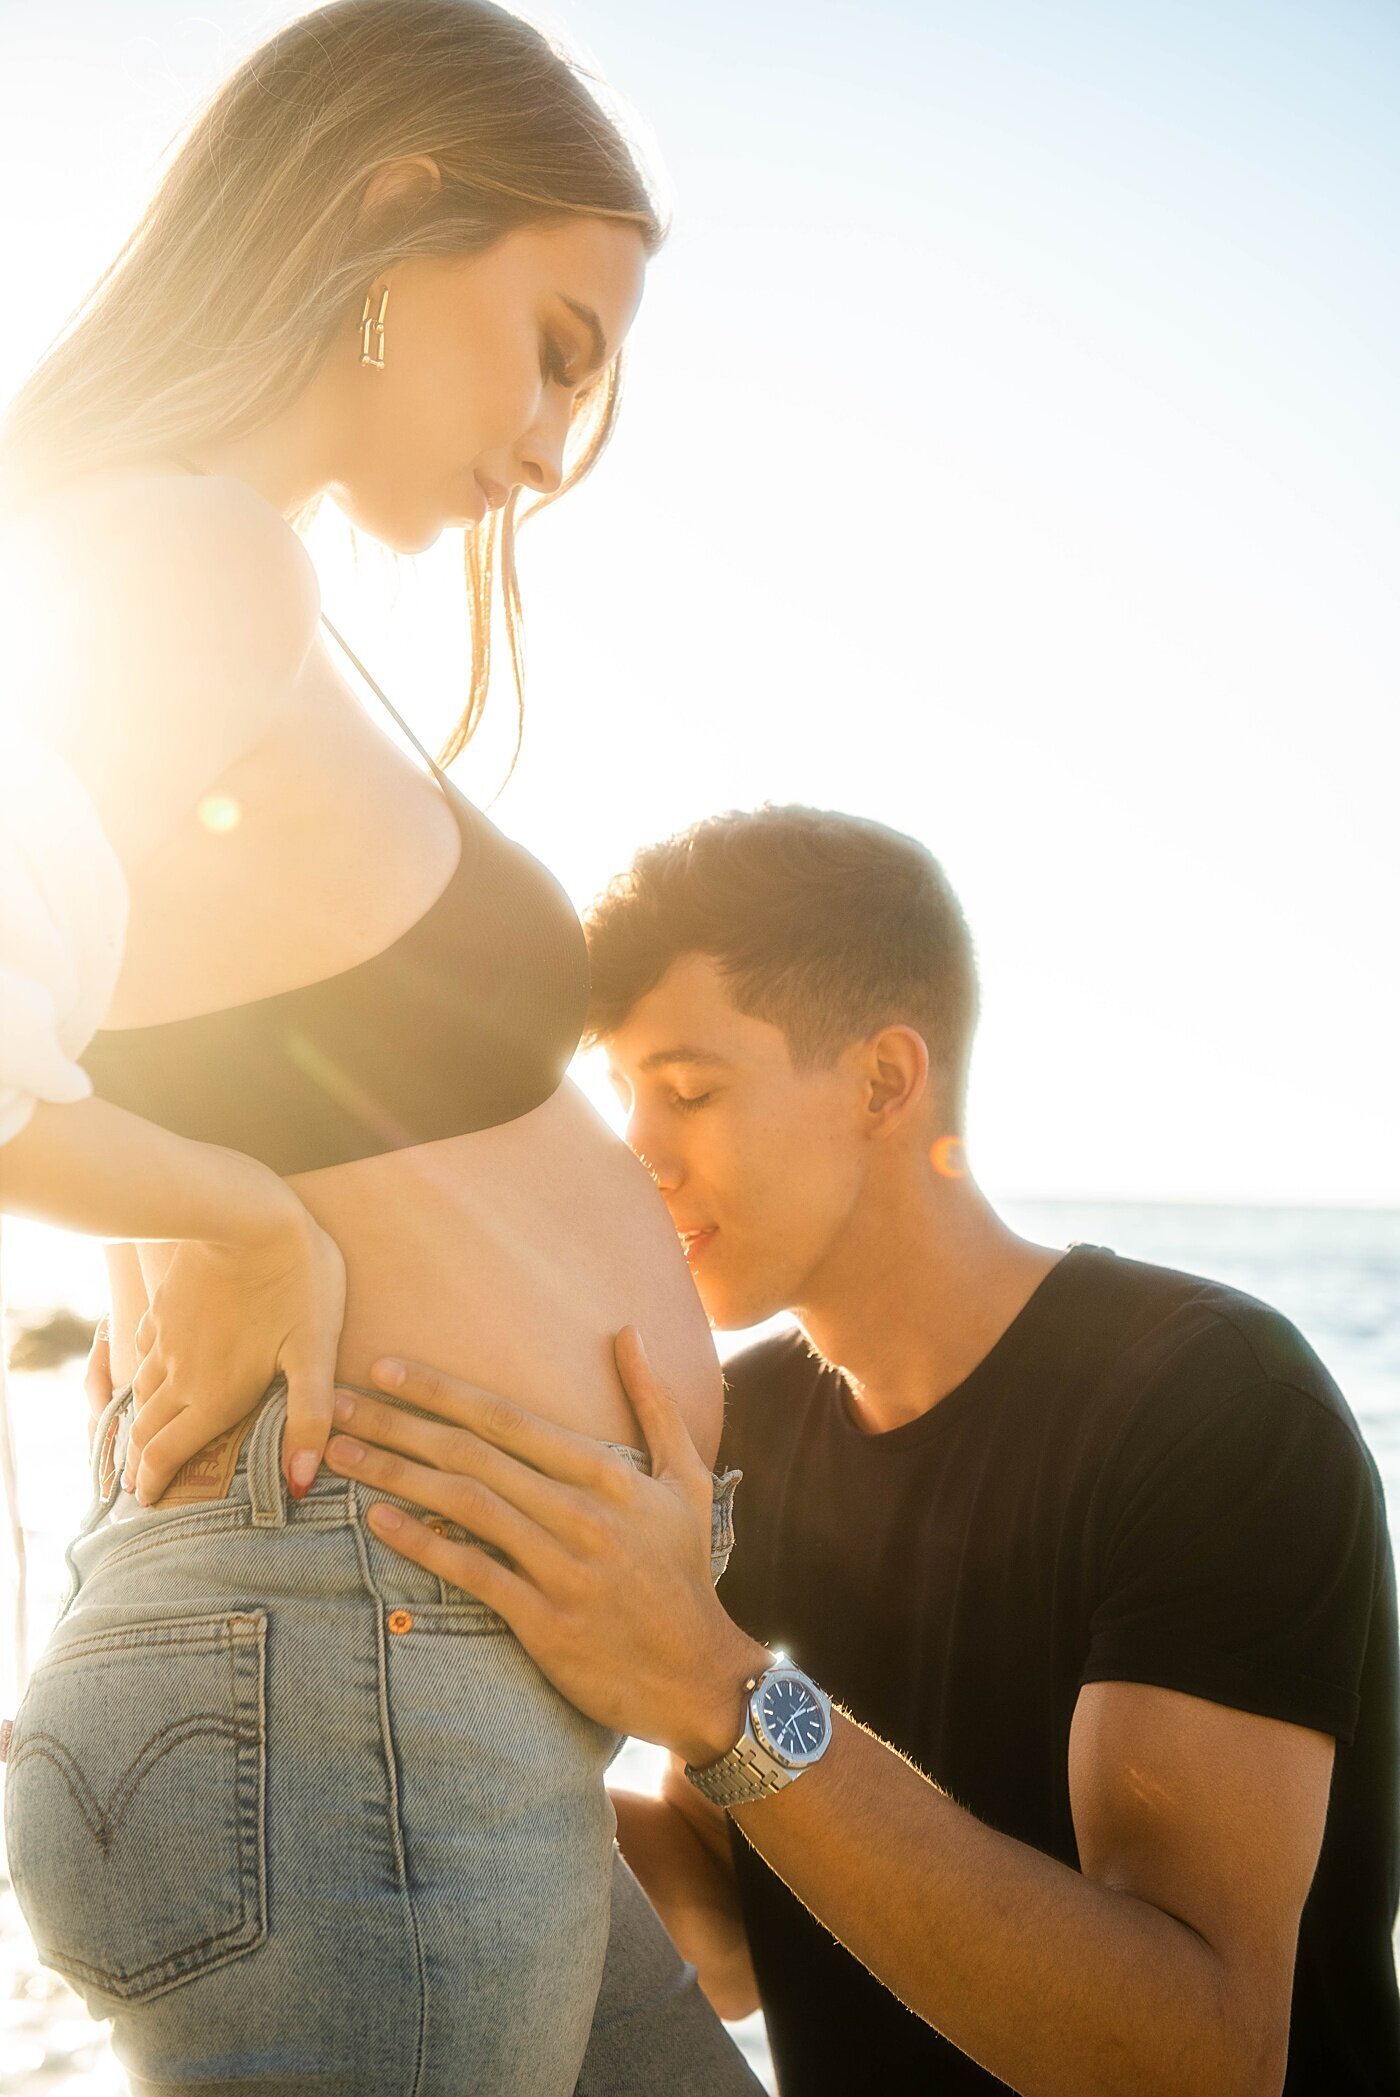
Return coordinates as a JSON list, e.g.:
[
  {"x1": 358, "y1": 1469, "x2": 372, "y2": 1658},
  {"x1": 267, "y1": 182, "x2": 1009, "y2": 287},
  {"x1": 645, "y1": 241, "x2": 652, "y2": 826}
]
[{"x1": 583, "y1": 805, "x2": 980, "y2": 1124}]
